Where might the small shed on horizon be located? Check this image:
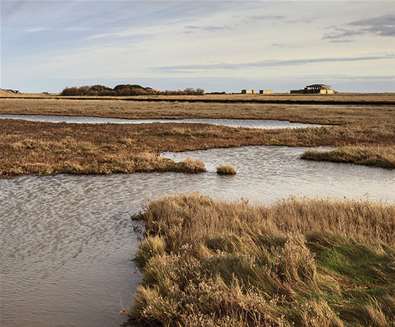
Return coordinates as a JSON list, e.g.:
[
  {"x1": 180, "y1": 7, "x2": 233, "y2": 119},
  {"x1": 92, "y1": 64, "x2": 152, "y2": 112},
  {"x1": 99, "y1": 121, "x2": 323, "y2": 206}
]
[{"x1": 259, "y1": 89, "x2": 273, "y2": 94}]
